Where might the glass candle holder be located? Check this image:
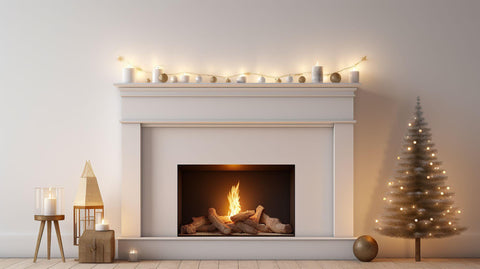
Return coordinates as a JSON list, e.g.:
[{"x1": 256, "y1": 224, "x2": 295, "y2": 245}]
[
  {"x1": 128, "y1": 249, "x2": 139, "y2": 262},
  {"x1": 35, "y1": 187, "x2": 64, "y2": 216}
]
